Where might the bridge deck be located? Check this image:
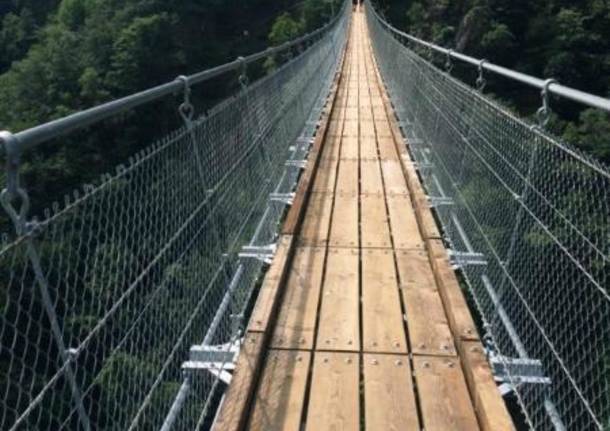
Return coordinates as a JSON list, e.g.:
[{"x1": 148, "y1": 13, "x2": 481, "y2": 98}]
[{"x1": 213, "y1": 8, "x2": 514, "y2": 431}]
